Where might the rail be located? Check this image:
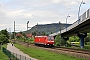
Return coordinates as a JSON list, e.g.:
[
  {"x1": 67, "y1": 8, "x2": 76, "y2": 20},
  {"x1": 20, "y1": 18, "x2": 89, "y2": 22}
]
[{"x1": 52, "y1": 47, "x2": 90, "y2": 55}]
